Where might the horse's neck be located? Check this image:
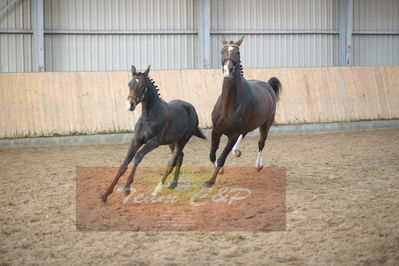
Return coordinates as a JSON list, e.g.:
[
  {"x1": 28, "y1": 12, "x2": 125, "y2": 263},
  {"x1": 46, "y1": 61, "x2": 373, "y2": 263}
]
[
  {"x1": 141, "y1": 82, "x2": 162, "y2": 118},
  {"x1": 220, "y1": 73, "x2": 245, "y2": 119}
]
